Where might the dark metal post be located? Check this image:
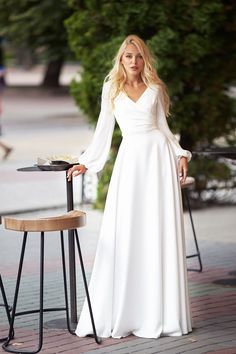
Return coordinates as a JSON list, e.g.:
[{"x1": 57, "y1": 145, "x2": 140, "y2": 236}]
[
  {"x1": 74, "y1": 229, "x2": 101, "y2": 344},
  {"x1": 184, "y1": 189, "x2": 203, "y2": 272},
  {"x1": 38, "y1": 232, "x2": 45, "y2": 352},
  {"x1": 81, "y1": 172, "x2": 85, "y2": 204},
  {"x1": 60, "y1": 231, "x2": 75, "y2": 334},
  {"x1": 66, "y1": 175, "x2": 78, "y2": 324}
]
